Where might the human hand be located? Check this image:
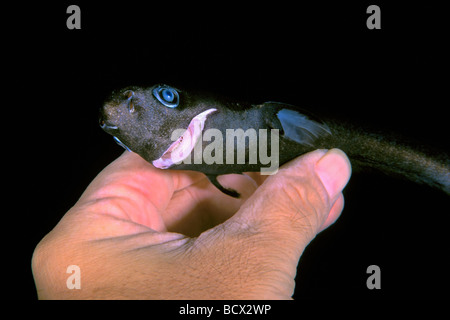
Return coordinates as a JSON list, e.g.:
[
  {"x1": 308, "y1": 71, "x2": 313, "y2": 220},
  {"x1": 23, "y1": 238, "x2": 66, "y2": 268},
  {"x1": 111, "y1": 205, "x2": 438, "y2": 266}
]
[{"x1": 32, "y1": 148, "x2": 351, "y2": 299}]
